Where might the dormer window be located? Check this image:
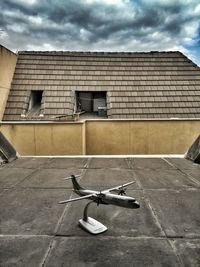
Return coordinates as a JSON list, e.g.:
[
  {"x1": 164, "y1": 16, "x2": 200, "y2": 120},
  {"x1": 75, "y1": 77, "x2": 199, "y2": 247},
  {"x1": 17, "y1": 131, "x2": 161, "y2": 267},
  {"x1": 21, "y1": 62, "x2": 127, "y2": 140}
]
[
  {"x1": 27, "y1": 90, "x2": 44, "y2": 117},
  {"x1": 75, "y1": 91, "x2": 107, "y2": 118}
]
